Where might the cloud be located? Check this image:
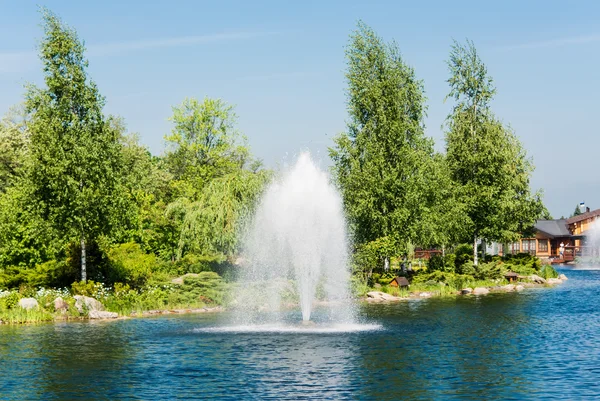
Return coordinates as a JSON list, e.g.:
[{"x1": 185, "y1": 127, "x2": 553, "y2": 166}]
[
  {"x1": 499, "y1": 34, "x2": 600, "y2": 51},
  {"x1": 87, "y1": 31, "x2": 278, "y2": 56},
  {"x1": 0, "y1": 31, "x2": 277, "y2": 74}
]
